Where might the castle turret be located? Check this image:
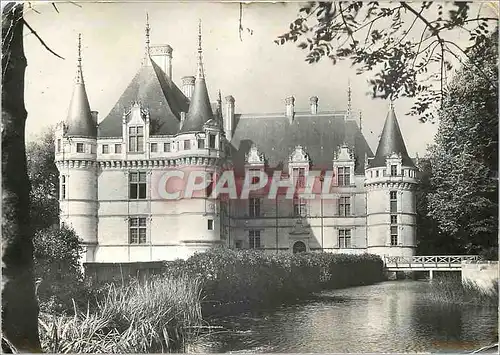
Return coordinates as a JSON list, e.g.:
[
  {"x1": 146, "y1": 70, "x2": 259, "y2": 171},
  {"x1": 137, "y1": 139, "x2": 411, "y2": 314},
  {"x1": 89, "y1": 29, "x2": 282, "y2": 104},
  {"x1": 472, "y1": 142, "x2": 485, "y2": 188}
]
[
  {"x1": 175, "y1": 20, "x2": 225, "y2": 257},
  {"x1": 364, "y1": 102, "x2": 418, "y2": 257},
  {"x1": 54, "y1": 34, "x2": 98, "y2": 263}
]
